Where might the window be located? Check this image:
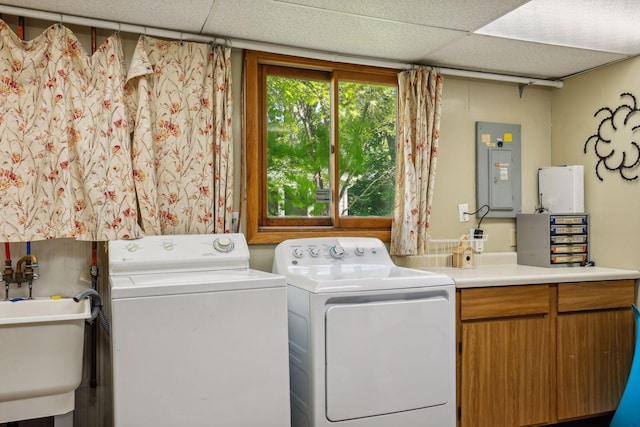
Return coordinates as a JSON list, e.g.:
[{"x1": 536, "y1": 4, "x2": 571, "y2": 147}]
[{"x1": 244, "y1": 51, "x2": 398, "y2": 243}]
